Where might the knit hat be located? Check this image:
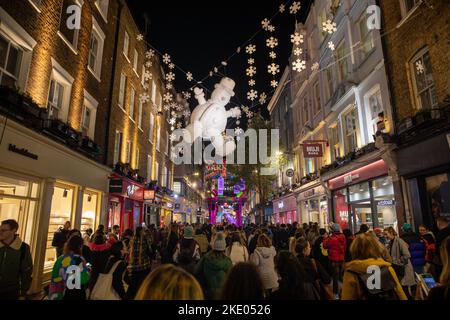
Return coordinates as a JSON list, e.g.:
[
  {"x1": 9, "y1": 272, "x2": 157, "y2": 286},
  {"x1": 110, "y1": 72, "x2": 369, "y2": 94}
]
[
  {"x1": 401, "y1": 223, "x2": 412, "y2": 232},
  {"x1": 331, "y1": 223, "x2": 340, "y2": 233},
  {"x1": 213, "y1": 232, "x2": 227, "y2": 251},
  {"x1": 183, "y1": 226, "x2": 194, "y2": 240}
]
